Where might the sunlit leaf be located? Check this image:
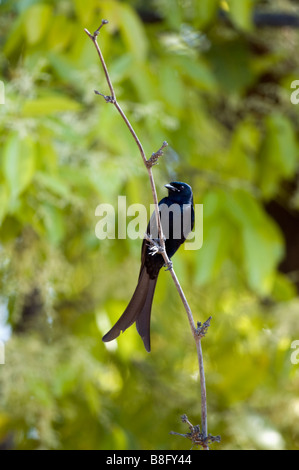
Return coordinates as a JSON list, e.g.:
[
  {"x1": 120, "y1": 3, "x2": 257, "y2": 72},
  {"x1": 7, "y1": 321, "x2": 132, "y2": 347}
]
[
  {"x1": 41, "y1": 203, "x2": 65, "y2": 245},
  {"x1": 73, "y1": 0, "x2": 96, "y2": 25},
  {"x1": 172, "y1": 55, "x2": 217, "y2": 91},
  {"x1": 227, "y1": 0, "x2": 255, "y2": 31},
  {"x1": 3, "y1": 14, "x2": 24, "y2": 56},
  {"x1": 24, "y1": 3, "x2": 52, "y2": 45},
  {"x1": 47, "y1": 15, "x2": 75, "y2": 52},
  {"x1": 226, "y1": 190, "x2": 284, "y2": 294},
  {"x1": 193, "y1": 0, "x2": 219, "y2": 27},
  {"x1": 118, "y1": 4, "x2": 148, "y2": 62},
  {"x1": 0, "y1": 185, "x2": 9, "y2": 225},
  {"x1": 22, "y1": 95, "x2": 81, "y2": 116},
  {"x1": 258, "y1": 114, "x2": 298, "y2": 198},
  {"x1": 35, "y1": 171, "x2": 73, "y2": 200},
  {"x1": 101, "y1": 2, "x2": 148, "y2": 62},
  {"x1": 3, "y1": 134, "x2": 36, "y2": 201}
]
